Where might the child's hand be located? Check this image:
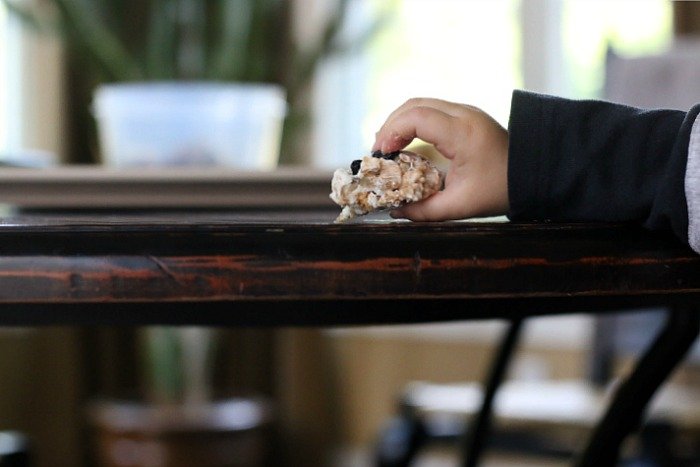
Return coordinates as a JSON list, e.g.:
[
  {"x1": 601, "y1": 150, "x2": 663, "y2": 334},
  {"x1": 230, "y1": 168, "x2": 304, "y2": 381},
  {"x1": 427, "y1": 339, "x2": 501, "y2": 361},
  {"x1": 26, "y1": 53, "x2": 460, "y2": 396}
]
[{"x1": 372, "y1": 98, "x2": 509, "y2": 221}]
